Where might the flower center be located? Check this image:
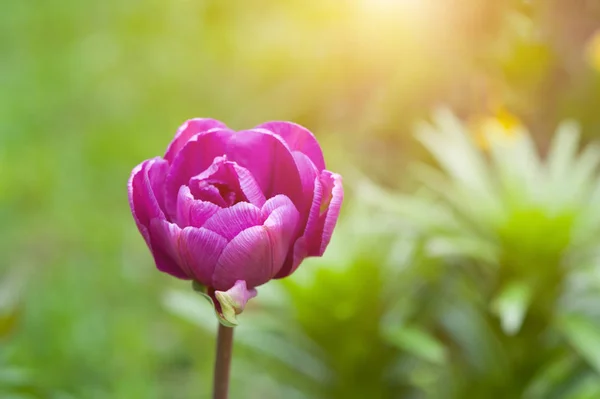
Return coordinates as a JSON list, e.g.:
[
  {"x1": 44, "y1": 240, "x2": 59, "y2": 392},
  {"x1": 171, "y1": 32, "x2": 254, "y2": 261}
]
[{"x1": 188, "y1": 157, "x2": 248, "y2": 207}]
